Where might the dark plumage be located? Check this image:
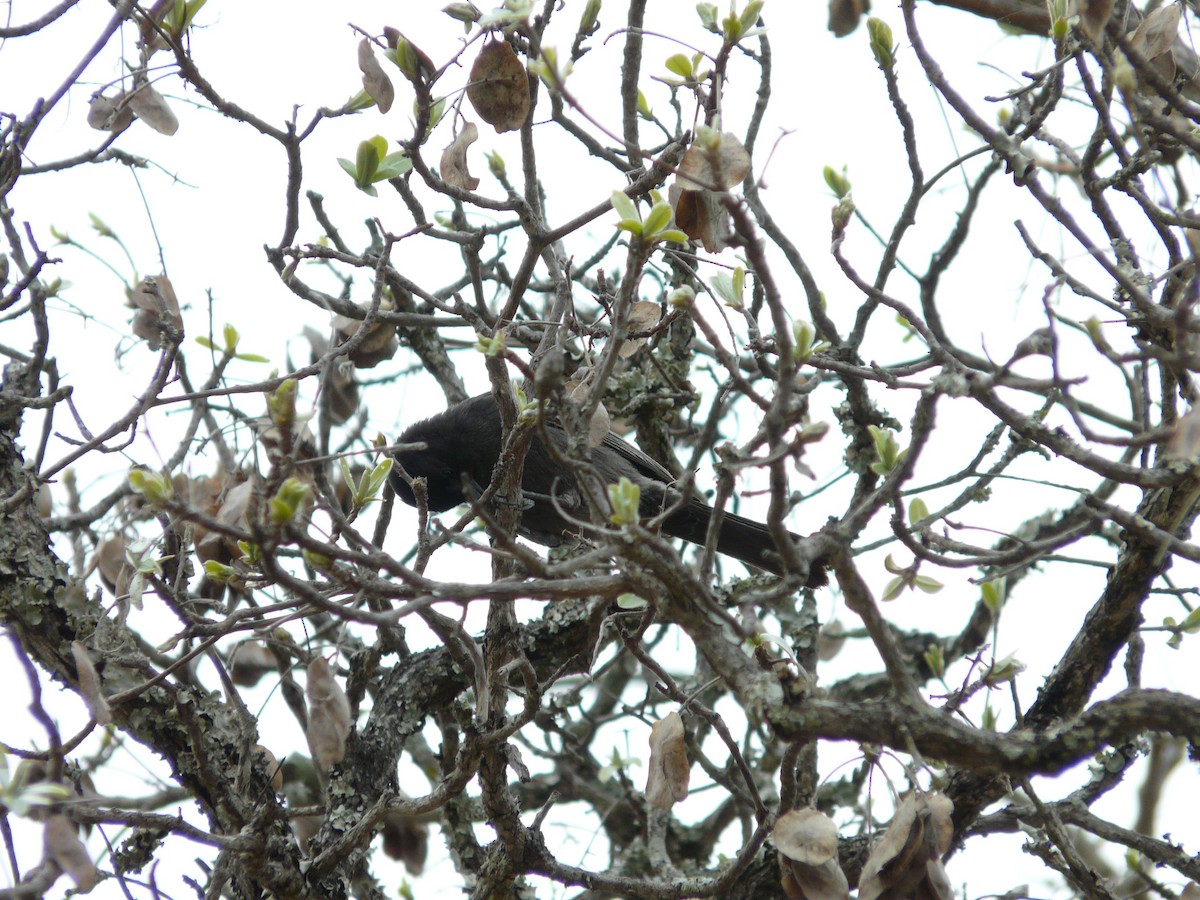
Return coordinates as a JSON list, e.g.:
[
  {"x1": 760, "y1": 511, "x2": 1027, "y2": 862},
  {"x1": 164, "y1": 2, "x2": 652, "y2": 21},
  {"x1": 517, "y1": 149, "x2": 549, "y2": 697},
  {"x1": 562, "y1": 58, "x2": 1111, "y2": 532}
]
[{"x1": 390, "y1": 393, "x2": 825, "y2": 586}]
